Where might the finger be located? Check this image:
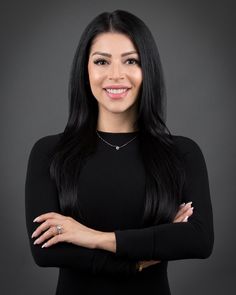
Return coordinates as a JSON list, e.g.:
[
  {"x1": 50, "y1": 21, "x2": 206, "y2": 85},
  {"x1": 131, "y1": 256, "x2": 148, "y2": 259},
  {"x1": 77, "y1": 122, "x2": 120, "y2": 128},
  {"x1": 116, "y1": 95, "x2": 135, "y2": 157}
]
[
  {"x1": 173, "y1": 215, "x2": 184, "y2": 223},
  {"x1": 31, "y1": 218, "x2": 59, "y2": 238},
  {"x1": 175, "y1": 202, "x2": 190, "y2": 219},
  {"x1": 148, "y1": 260, "x2": 161, "y2": 264},
  {"x1": 175, "y1": 206, "x2": 186, "y2": 219},
  {"x1": 182, "y1": 209, "x2": 194, "y2": 222},
  {"x1": 142, "y1": 260, "x2": 161, "y2": 269},
  {"x1": 41, "y1": 233, "x2": 63, "y2": 248},
  {"x1": 33, "y1": 226, "x2": 58, "y2": 245},
  {"x1": 181, "y1": 208, "x2": 194, "y2": 223},
  {"x1": 33, "y1": 212, "x2": 64, "y2": 223},
  {"x1": 175, "y1": 203, "x2": 185, "y2": 217},
  {"x1": 174, "y1": 207, "x2": 194, "y2": 223},
  {"x1": 175, "y1": 202, "x2": 193, "y2": 219},
  {"x1": 176, "y1": 207, "x2": 193, "y2": 222}
]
